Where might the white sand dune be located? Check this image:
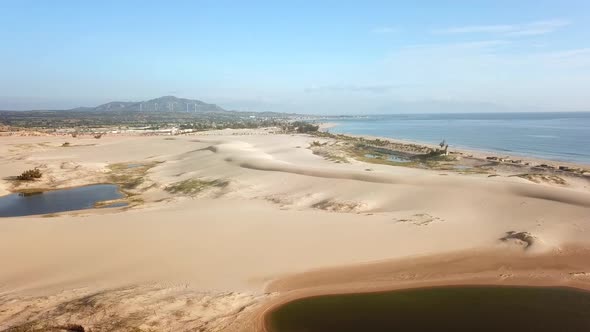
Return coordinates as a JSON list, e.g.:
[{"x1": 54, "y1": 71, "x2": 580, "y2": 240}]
[{"x1": 0, "y1": 131, "x2": 589, "y2": 331}]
